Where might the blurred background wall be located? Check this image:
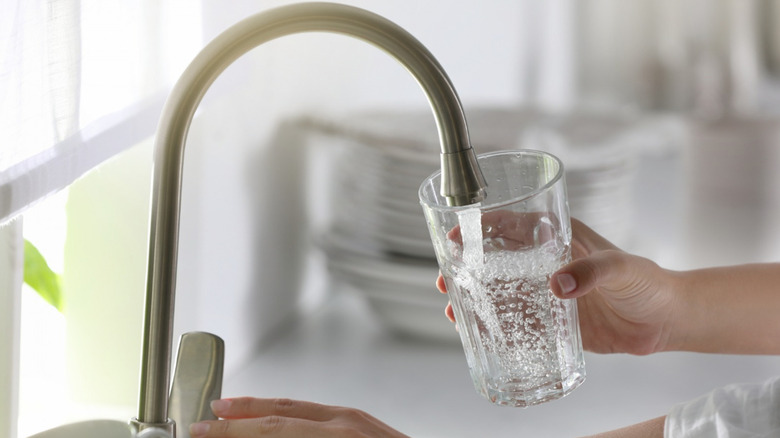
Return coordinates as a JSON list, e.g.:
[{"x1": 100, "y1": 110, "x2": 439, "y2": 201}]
[{"x1": 13, "y1": 0, "x2": 780, "y2": 435}]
